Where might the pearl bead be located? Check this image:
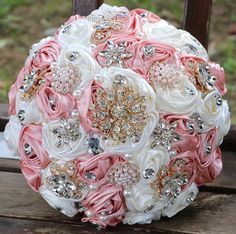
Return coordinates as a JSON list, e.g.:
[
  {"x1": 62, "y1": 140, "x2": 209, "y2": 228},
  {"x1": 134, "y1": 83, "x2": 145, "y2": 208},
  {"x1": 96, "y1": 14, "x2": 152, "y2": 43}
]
[
  {"x1": 71, "y1": 109, "x2": 80, "y2": 119},
  {"x1": 94, "y1": 74, "x2": 103, "y2": 82},
  {"x1": 73, "y1": 89, "x2": 82, "y2": 99},
  {"x1": 91, "y1": 44, "x2": 97, "y2": 50},
  {"x1": 123, "y1": 189, "x2": 131, "y2": 198},
  {"x1": 89, "y1": 184, "x2": 97, "y2": 191},
  {"x1": 124, "y1": 153, "x2": 133, "y2": 160},
  {"x1": 169, "y1": 150, "x2": 177, "y2": 157},
  {"x1": 85, "y1": 210, "x2": 93, "y2": 218}
]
